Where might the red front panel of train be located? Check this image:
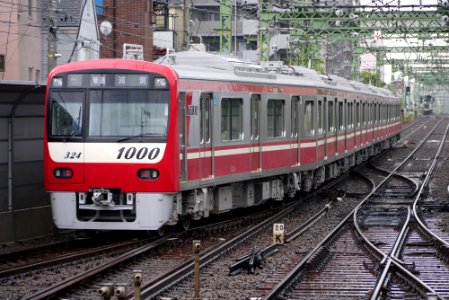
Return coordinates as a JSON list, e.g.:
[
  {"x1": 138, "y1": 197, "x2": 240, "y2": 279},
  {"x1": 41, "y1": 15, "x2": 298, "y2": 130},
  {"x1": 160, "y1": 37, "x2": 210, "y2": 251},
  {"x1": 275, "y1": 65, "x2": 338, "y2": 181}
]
[{"x1": 44, "y1": 59, "x2": 180, "y2": 193}]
